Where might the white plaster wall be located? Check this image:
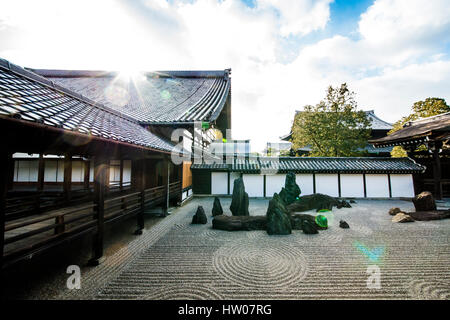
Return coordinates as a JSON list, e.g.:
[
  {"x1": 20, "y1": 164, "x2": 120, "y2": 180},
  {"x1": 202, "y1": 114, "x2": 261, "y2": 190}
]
[
  {"x1": 44, "y1": 160, "x2": 57, "y2": 182},
  {"x1": 341, "y1": 174, "x2": 364, "y2": 197},
  {"x1": 123, "y1": 160, "x2": 131, "y2": 184},
  {"x1": 211, "y1": 172, "x2": 228, "y2": 195},
  {"x1": 242, "y1": 174, "x2": 264, "y2": 197},
  {"x1": 296, "y1": 174, "x2": 314, "y2": 195},
  {"x1": 14, "y1": 160, "x2": 38, "y2": 182},
  {"x1": 89, "y1": 160, "x2": 94, "y2": 182},
  {"x1": 366, "y1": 174, "x2": 389, "y2": 197},
  {"x1": 315, "y1": 174, "x2": 339, "y2": 197},
  {"x1": 57, "y1": 160, "x2": 64, "y2": 182},
  {"x1": 390, "y1": 174, "x2": 414, "y2": 197},
  {"x1": 265, "y1": 174, "x2": 286, "y2": 197},
  {"x1": 72, "y1": 161, "x2": 84, "y2": 182}
]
